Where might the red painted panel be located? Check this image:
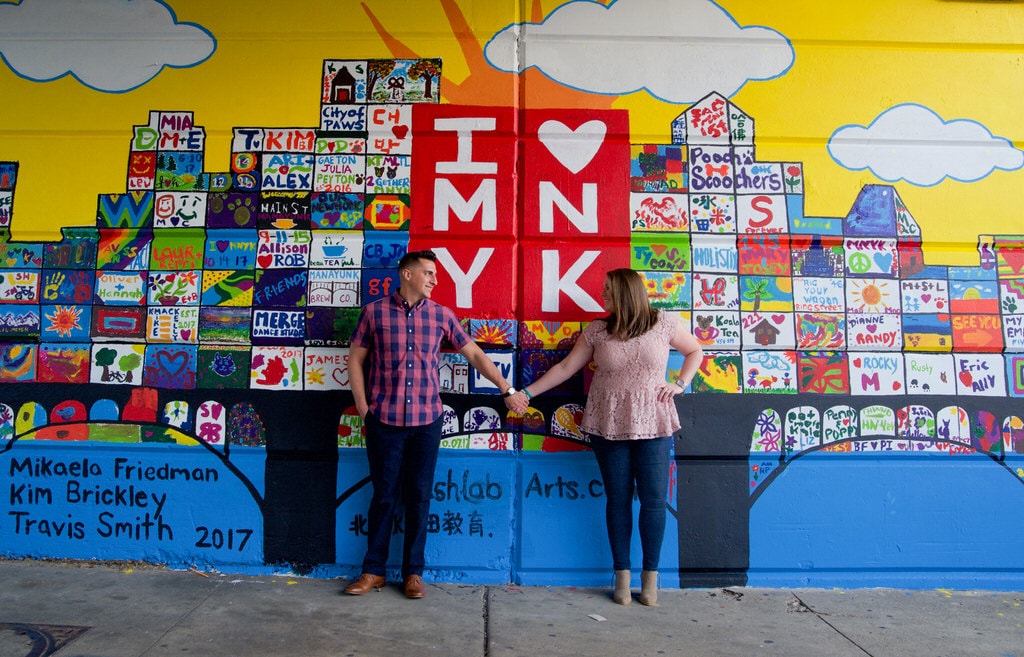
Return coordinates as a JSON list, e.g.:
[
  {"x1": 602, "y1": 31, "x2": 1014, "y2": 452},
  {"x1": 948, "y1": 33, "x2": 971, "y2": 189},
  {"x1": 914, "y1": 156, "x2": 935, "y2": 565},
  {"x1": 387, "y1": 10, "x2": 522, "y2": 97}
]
[
  {"x1": 411, "y1": 239, "x2": 517, "y2": 319},
  {"x1": 411, "y1": 105, "x2": 517, "y2": 239},
  {"x1": 520, "y1": 243, "x2": 629, "y2": 322},
  {"x1": 521, "y1": 108, "x2": 630, "y2": 241}
]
